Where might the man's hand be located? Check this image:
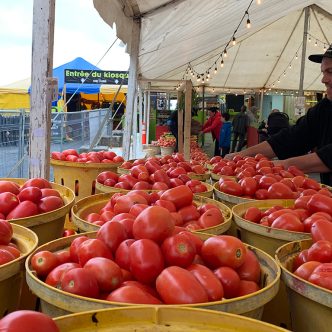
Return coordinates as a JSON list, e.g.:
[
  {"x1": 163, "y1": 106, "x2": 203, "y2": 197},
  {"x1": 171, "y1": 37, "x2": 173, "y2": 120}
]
[{"x1": 224, "y1": 152, "x2": 239, "y2": 160}]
